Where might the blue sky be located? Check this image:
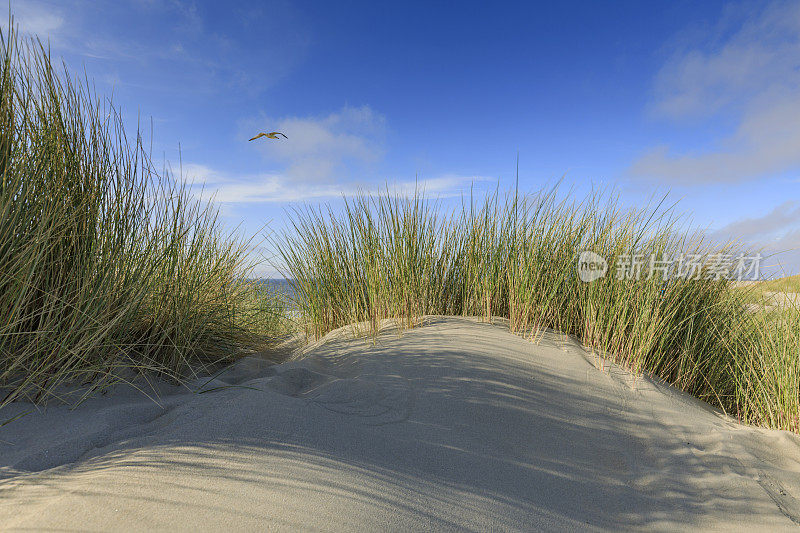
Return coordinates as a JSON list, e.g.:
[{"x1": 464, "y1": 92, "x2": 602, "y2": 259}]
[{"x1": 8, "y1": 0, "x2": 800, "y2": 275}]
